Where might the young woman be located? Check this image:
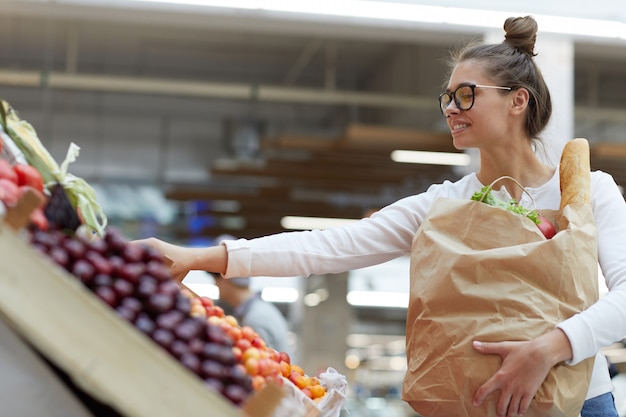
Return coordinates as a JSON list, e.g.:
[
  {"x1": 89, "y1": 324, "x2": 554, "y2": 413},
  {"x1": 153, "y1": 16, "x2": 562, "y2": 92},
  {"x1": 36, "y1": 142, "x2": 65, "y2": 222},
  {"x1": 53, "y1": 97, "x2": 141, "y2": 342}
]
[{"x1": 137, "y1": 16, "x2": 626, "y2": 417}]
